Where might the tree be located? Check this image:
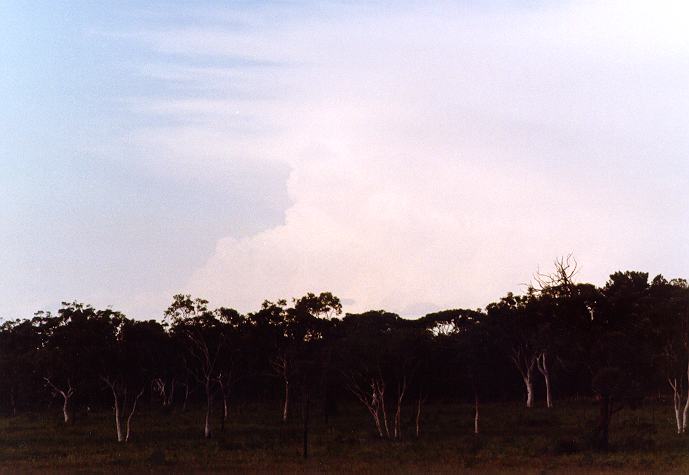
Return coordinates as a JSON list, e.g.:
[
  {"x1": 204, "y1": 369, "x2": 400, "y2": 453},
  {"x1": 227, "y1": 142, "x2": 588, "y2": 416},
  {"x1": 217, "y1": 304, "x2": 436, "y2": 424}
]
[
  {"x1": 165, "y1": 295, "x2": 227, "y2": 439},
  {"x1": 0, "y1": 316, "x2": 44, "y2": 416},
  {"x1": 39, "y1": 303, "x2": 123, "y2": 424},
  {"x1": 487, "y1": 293, "x2": 542, "y2": 408},
  {"x1": 261, "y1": 293, "x2": 342, "y2": 423},
  {"x1": 649, "y1": 276, "x2": 689, "y2": 433},
  {"x1": 340, "y1": 311, "x2": 425, "y2": 440},
  {"x1": 588, "y1": 271, "x2": 654, "y2": 449},
  {"x1": 529, "y1": 255, "x2": 581, "y2": 408},
  {"x1": 101, "y1": 319, "x2": 163, "y2": 442},
  {"x1": 420, "y1": 308, "x2": 492, "y2": 434},
  {"x1": 214, "y1": 306, "x2": 247, "y2": 429}
]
